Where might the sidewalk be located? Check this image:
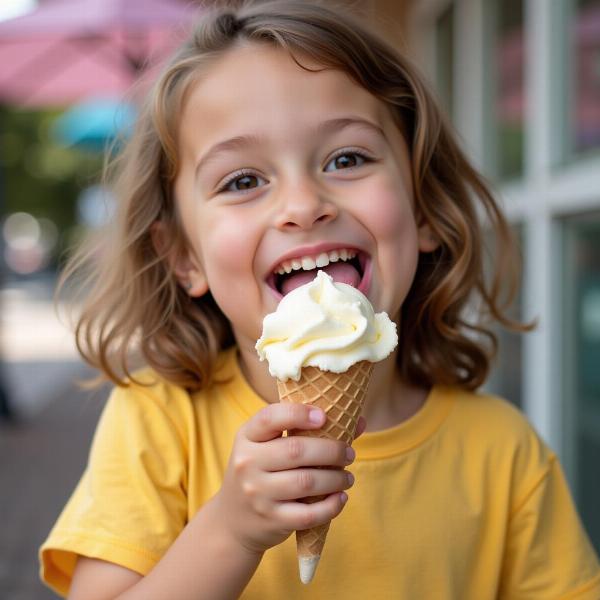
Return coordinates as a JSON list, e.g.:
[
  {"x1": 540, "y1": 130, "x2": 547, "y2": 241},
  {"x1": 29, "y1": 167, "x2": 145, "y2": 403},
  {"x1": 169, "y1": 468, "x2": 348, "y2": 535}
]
[
  {"x1": 0, "y1": 275, "x2": 107, "y2": 598},
  {"x1": 0, "y1": 376, "x2": 106, "y2": 599}
]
